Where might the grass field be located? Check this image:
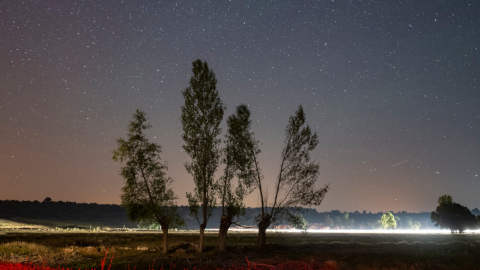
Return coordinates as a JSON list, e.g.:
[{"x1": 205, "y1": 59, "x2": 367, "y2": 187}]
[{"x1": 1, "y1": 229, "x2": 479, "y2": 270}]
